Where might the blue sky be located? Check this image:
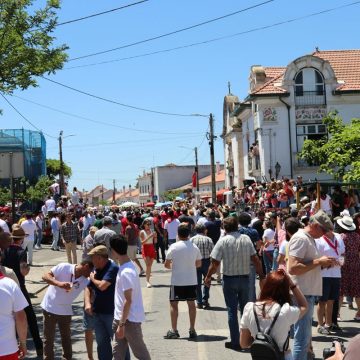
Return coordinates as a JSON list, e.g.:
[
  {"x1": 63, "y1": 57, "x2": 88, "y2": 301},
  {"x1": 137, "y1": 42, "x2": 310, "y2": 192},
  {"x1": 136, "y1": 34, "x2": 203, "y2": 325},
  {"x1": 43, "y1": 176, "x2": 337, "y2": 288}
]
[{"x1": 3, "y1": 0, "x2": 360, "y2": 192}]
